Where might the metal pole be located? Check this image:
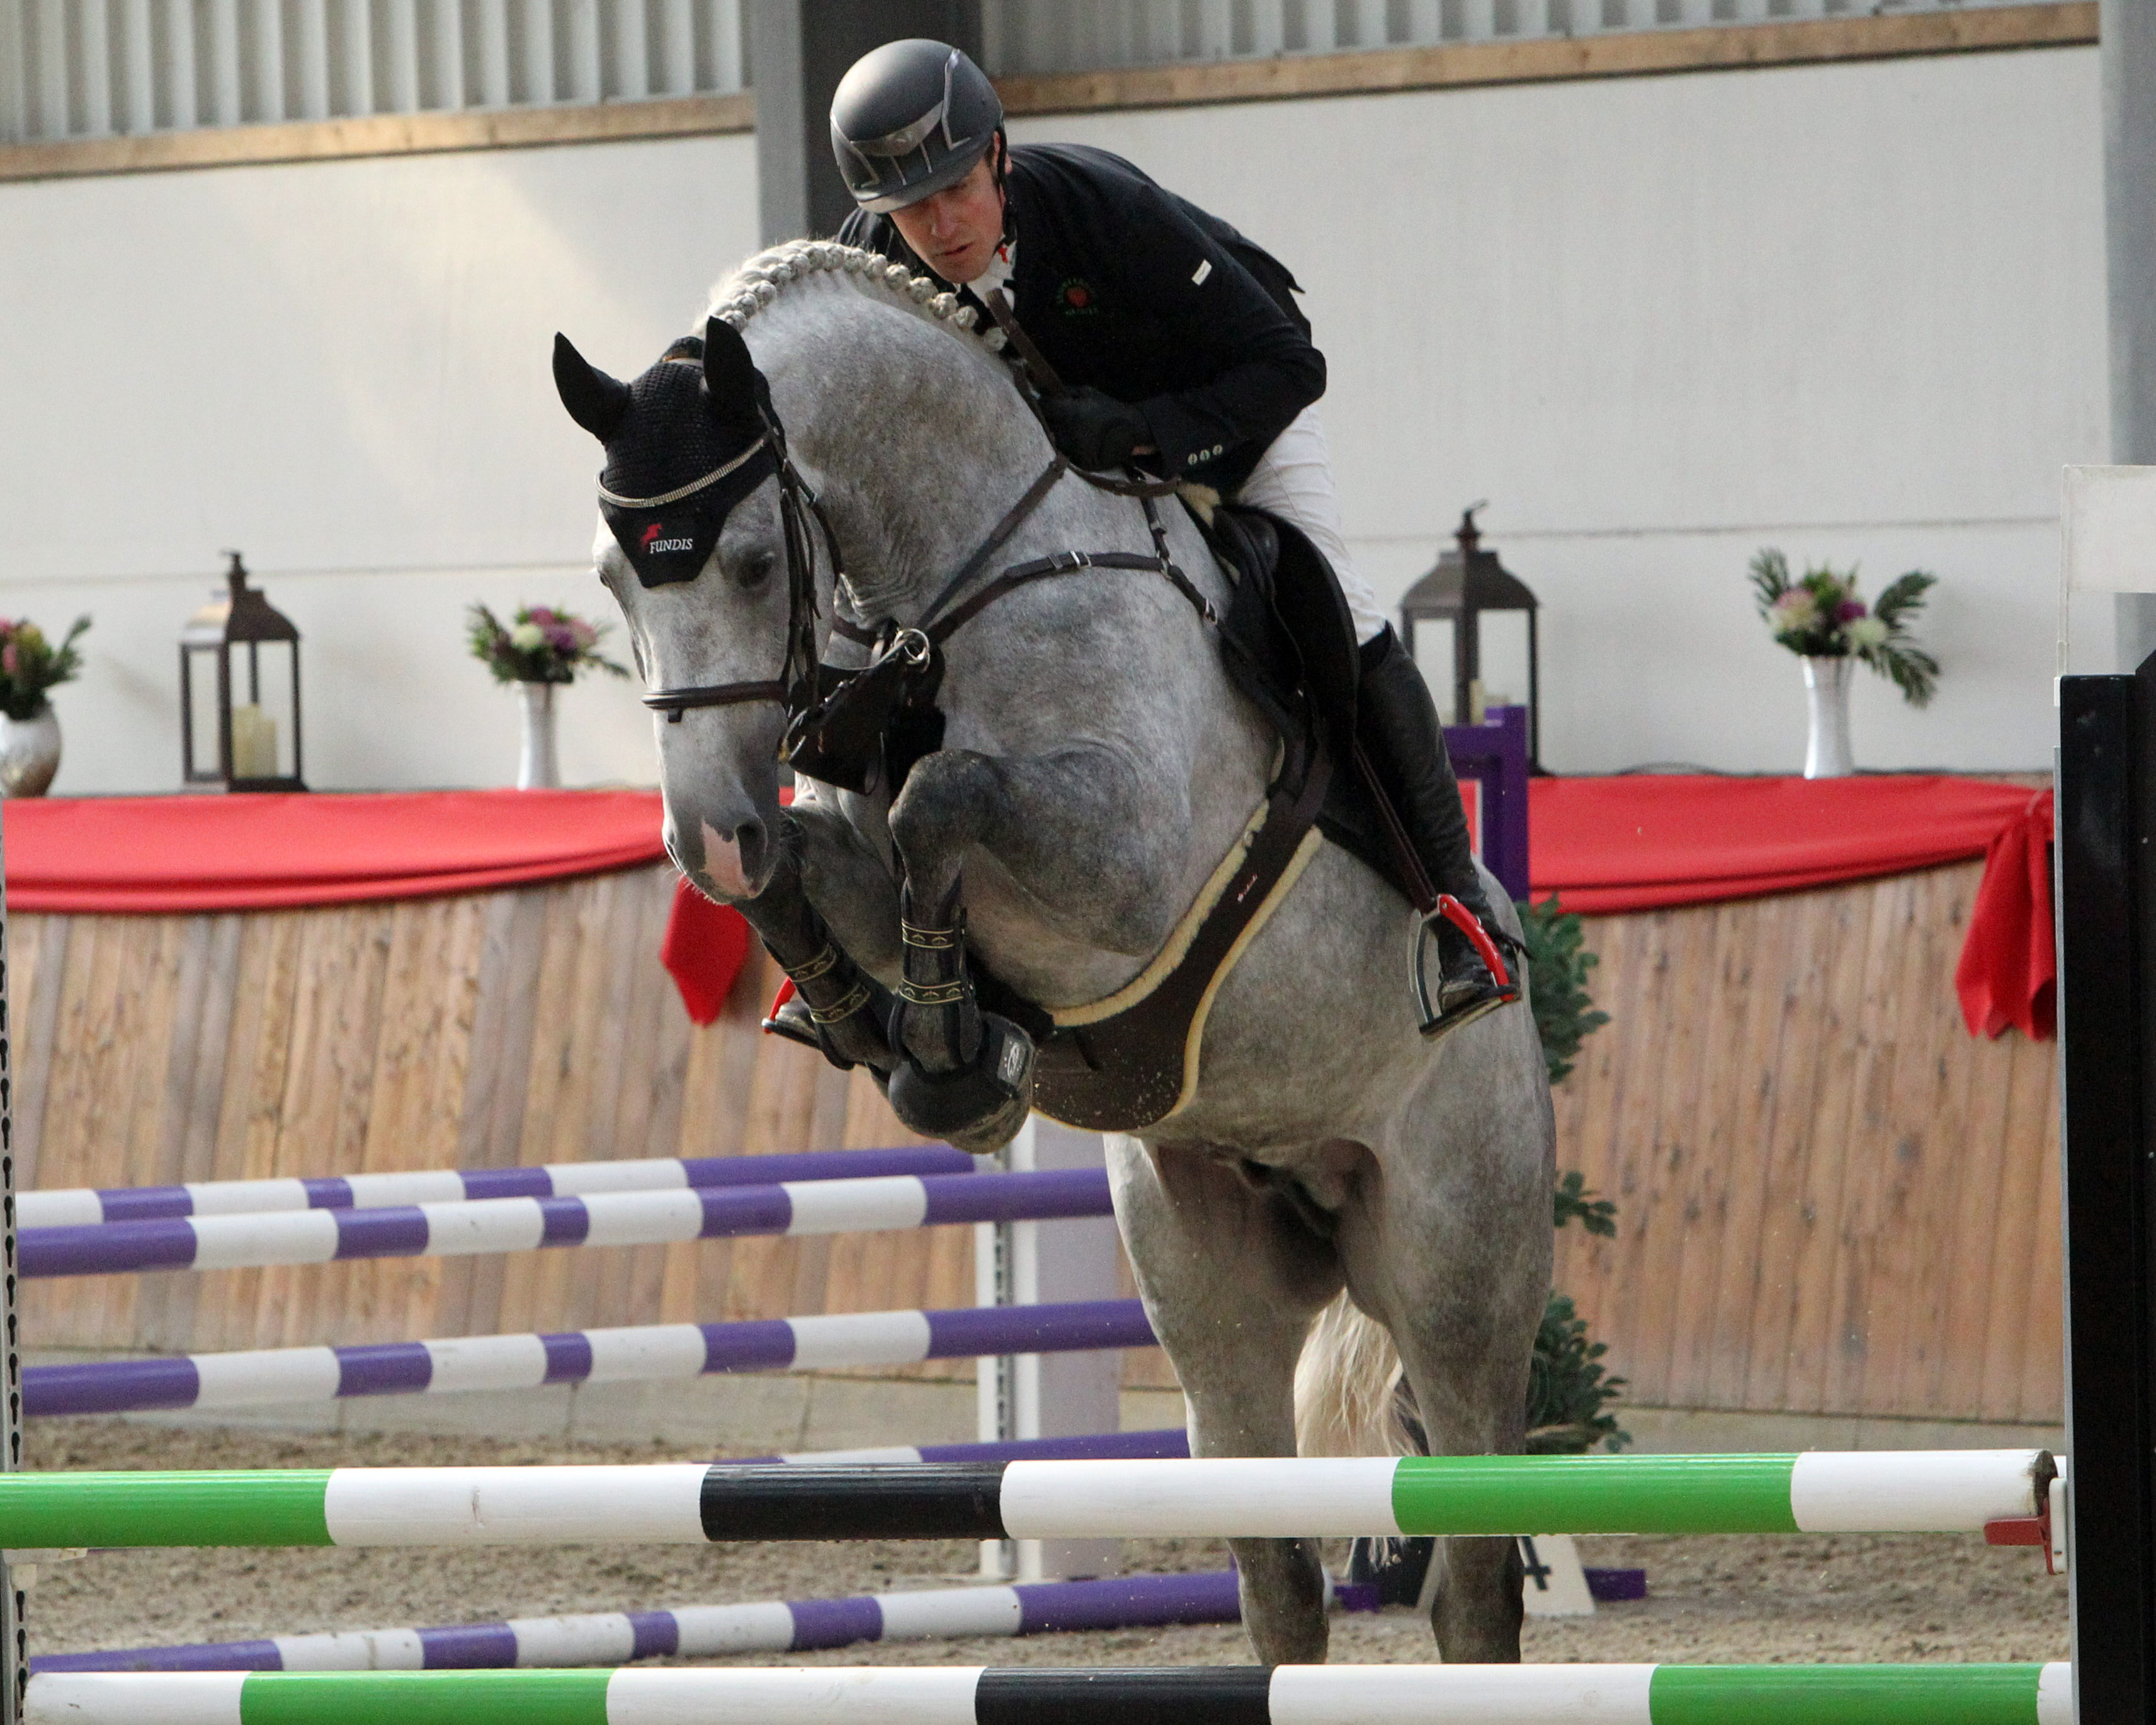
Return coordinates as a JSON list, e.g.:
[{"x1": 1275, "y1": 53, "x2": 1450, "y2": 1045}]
[
  {"x1": 2058, "y1": 669, "x2": 2156, "y2": 1722},
  {"x1": 0, "y1": 802, "x2": 24, "y2": 1725},
  {"x1": 2102, "y1": 0, "x2": 2156, "y2": 663}
]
